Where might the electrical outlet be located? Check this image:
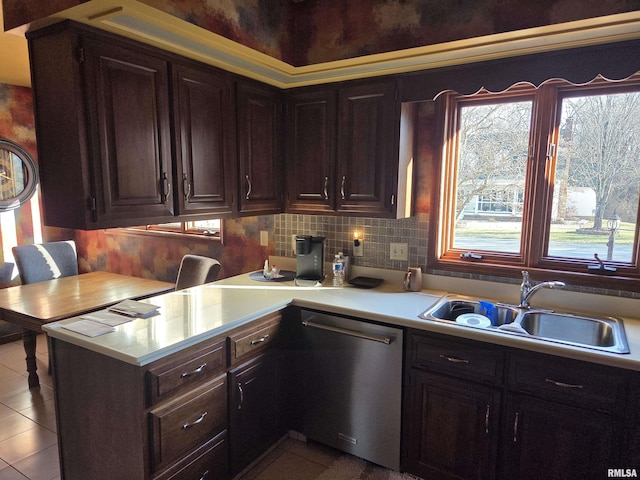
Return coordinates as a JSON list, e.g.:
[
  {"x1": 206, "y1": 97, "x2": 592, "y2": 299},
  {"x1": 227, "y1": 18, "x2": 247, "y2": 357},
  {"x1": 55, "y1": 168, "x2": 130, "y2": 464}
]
[
  {"x1": 291, "y1": 234, "x2": 297, "y2": 255},
  {"x1": 260, "y1": 231, "x2": 269, "y2": 246},
  {"x1": 390, "y1": 242, "x2": 408, "y2": 261}
]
